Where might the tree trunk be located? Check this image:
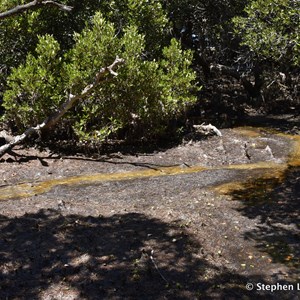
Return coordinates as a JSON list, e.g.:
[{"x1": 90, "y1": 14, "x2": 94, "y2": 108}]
[{"x1": 0, "y1": 57, "x2": 125, "y2": 158}]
